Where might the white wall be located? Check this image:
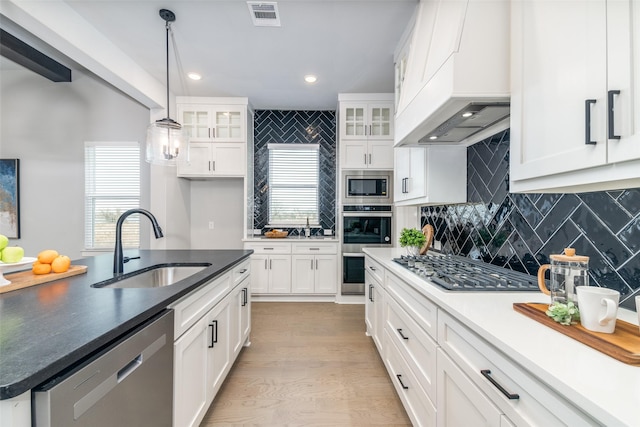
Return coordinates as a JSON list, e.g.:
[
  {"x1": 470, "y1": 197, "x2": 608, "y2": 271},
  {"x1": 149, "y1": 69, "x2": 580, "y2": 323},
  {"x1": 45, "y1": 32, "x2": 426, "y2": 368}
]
[
  {"x1": 0, "y1": 67, "x2": 151, "y2": 259},
  {"x1": 190, "y1": 179, "x2": 244, "y2": 249}
]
